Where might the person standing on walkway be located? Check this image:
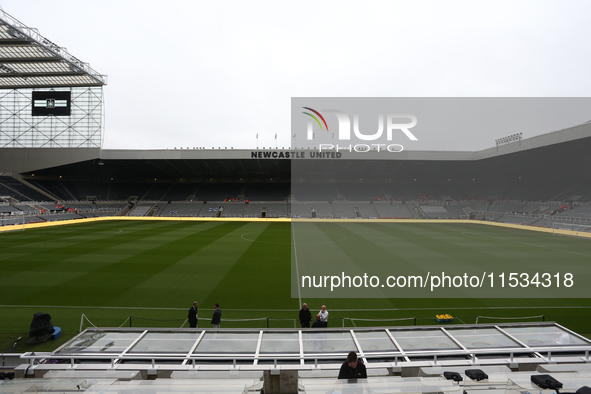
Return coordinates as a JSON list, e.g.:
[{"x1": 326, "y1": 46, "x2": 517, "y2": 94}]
[
  {"x1": 211, "y1": 303, "x2": 222, "y2": 328},
  {"x1": 188, "y1": 301, "x2": 198, "y2": 328},
  {"x1": 319, "y1": 305, "x2": 329, "y2": 327},
  {"x1": 299, "y1": 303, "x2": 312, "y2": 328}
]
